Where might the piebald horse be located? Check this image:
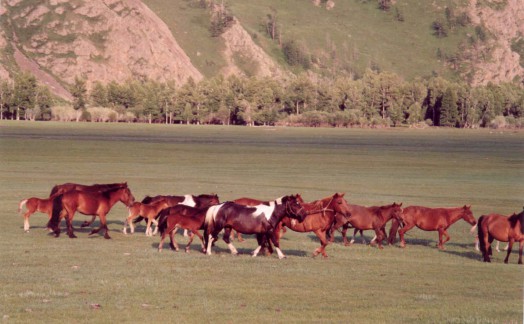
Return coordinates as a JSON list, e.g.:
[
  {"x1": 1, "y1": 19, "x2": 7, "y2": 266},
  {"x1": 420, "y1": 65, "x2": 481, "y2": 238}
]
[{"x1": 204, "y1": 195, "x2": 306, "y2": 259}]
